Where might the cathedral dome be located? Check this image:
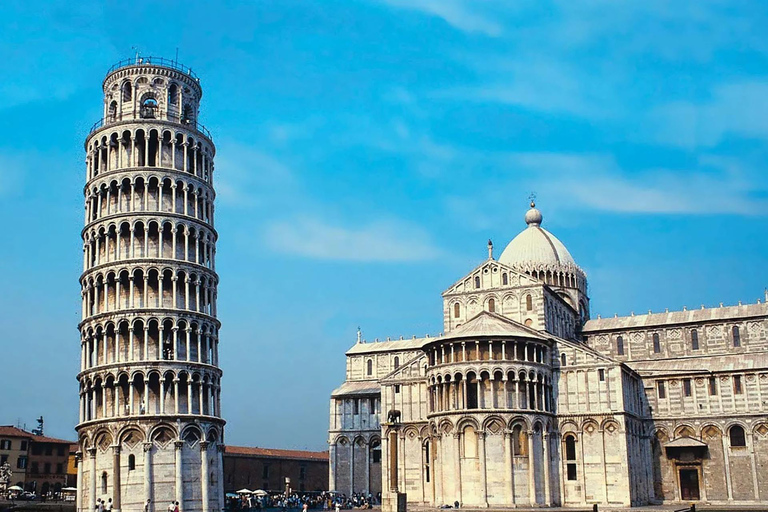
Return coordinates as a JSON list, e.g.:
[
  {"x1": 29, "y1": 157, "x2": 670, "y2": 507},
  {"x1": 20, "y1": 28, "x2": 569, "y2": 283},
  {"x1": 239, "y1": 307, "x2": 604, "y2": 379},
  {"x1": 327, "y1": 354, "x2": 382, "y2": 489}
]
[{"x1": 498, "y1": 202, "x2": 577, "y2": 268}]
